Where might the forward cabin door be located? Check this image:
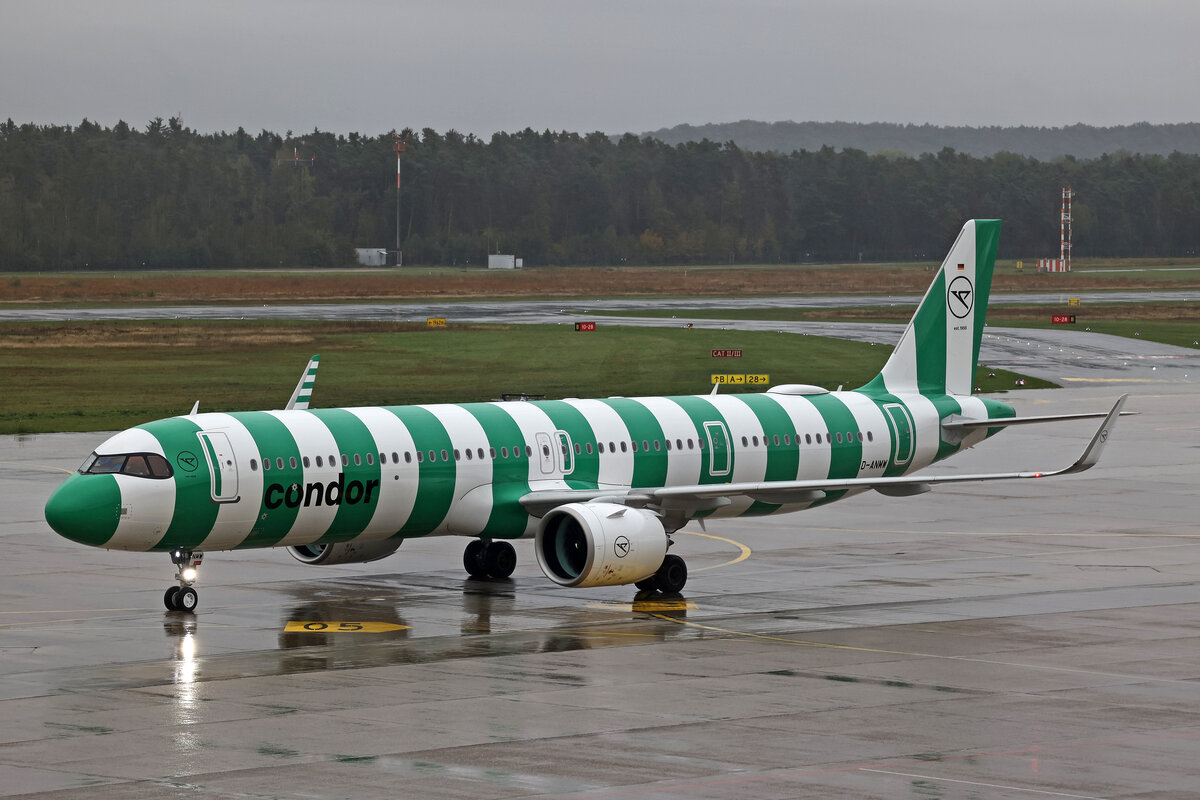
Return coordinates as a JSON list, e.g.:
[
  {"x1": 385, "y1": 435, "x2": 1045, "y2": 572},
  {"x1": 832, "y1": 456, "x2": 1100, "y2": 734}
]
[{"x1": 197, "y1": 430, "x2": 240, "y2": 503}]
